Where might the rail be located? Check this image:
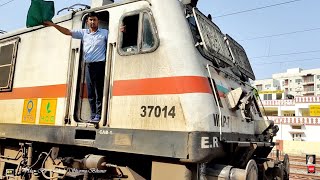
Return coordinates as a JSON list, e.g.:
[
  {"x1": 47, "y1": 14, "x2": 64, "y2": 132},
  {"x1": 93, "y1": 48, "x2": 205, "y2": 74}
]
[
  {"x1": 206, "y1": 64, "x2": 222, "y2": 139},
  {"x1": 268, "y1": 116, "x2": 320, "y2": 125},
  {"x1": 64, "y1": 48, "x2": 78, "y2": 123},
  {"x1": 103, "y1": 42, "x2": 116, "y2": 127}
]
